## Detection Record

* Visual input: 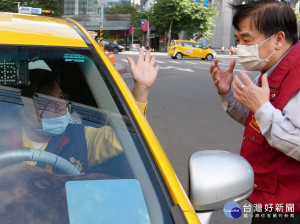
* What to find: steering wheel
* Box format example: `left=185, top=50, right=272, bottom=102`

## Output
left=0, top=149, right=81, bottom=175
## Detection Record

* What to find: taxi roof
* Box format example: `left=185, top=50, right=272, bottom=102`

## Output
left=0, top=12, right=88, bottom=47
left=175, top=40, right=198, bottom=43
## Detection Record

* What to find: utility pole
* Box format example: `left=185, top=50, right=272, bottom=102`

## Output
left=99, top=0, right=105, bottom=49
left=146, top=16, right=150, bottom=47
left=132, top=28, right=134, bottom=45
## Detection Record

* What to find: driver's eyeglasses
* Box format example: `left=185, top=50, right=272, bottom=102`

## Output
left=37, top=95, right=68, bottom=118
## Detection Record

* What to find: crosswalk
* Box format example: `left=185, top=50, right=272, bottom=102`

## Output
left=159, top=66, right=193, bottom=72
left=120, top=58, right=245, bottom=73
left=120, top=58, right=209, bottom=72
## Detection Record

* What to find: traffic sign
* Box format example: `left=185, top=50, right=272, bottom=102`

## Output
left=31, top=8, right=42, bottom=14
left=18, top=6, right=42, bottom=14
left=18, top=7, right=32, bottom=14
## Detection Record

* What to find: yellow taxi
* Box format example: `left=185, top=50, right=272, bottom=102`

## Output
left=0, top=12, right=253, bottom=224
left=168, top=40, right=217, bottom=60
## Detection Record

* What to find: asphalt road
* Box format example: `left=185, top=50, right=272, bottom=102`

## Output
left=115, top=52, right=259, bottom=224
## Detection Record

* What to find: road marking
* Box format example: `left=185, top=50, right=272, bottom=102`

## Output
left=202, top=61, right=229, bottom=67
left=168, top=60, right=225, bottom=66
left=198, top=60, right=244, bottom=69
left=197, top=61, right=213, bottom=65
left=180, top=60, right=244, bottom=71
left=159, top=66, right=193, bottom=72
left=193, top=65, right=245, bottom=73
left=121, top=58, right=165, bottom=64
left=118, top=58, right=244, bottom=73
left=155, top=60, right=165, bottom=63
left=183, top=61, right=199, bottom=65
left=193, top=66, right=210, bottom=71
left=168, top=60, right=181, bottom=64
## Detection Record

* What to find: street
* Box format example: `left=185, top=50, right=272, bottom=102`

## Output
left=115, top=52, right=258, bottom=224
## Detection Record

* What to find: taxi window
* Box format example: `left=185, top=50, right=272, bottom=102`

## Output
left=176, top=41, right=183, bottom=46
left=182, top=42, right=193, bottom=47
left=0, top=46, right=174, bottom=224
left=194, top=43, right=205, bottom=49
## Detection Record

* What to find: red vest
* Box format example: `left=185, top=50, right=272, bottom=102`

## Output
left=241, top=41, right=300, bottom=213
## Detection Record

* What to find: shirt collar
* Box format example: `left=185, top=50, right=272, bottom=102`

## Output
left=265, top=45, right=294, bottom=77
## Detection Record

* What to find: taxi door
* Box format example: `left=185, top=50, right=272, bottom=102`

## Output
left=193, top=43, right=206, bottom=58
left=182, top=42, right=194, bottom=56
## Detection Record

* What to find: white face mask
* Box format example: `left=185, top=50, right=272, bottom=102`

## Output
left=237, top=35, right=276, bottom=71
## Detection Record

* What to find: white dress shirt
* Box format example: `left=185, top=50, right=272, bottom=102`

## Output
left=220, top=62, right=300, bottom=161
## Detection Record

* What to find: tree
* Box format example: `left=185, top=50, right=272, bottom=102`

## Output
left=296, top=10, right=300, bottom=23
left=0, top=0, right=62, bottom=17
left=178, top=2, right=218, bottom=40
left=0, top=0, right=20, bottom=13
left=149, top=0, right=184, bottom=50
left=150, top=0, right=218, bottom=50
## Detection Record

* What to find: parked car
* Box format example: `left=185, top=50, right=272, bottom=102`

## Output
left=129, top=40, right=140, bottom=51
left=168, top=40, right=217, bottom=60
left=100, top=39, right=124, bottom=54
left=0, top=12, right=254, bottom=224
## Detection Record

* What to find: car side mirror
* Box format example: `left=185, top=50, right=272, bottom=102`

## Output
left=188, top=150, right=254, bottom=211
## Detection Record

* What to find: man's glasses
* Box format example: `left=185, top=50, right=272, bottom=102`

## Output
left=36, top=95, right=69, bottom=118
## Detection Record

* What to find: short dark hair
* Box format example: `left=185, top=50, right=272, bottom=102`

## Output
left=29, top=69, right=58, bottom=94
left=229, top=0, right=298, bottom=45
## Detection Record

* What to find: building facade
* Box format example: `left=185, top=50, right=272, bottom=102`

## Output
left=61, top=0, right=139, bottom=31
left=61, top=0, right=299, bottom=44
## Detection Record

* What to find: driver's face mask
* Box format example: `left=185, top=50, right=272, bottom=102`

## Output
left=237, top=34, right=276, bottom=71
left=36, top=108, right=70, bottom=136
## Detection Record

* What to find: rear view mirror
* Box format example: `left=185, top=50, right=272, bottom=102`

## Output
left=188, top=150, right=254, bottom=211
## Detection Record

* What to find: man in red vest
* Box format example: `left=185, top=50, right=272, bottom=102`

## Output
left=210, top=0, right=300, bottom=223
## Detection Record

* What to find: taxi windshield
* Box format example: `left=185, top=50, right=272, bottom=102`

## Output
left=0, top=46, right=173, bottom=223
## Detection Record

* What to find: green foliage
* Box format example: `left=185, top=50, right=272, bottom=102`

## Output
left=178, top=1, right=218, bottom=39
left=290, top=8, right=300, bottom=24
left=0, top=0, right=18, bottom=13
left=0, top=0, right=62, bottom=17
left=149, top=0, right=218, bottom=50
left=296, top=11, right=300, bottom=23
left=150, top=0, right=185, bottom=35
